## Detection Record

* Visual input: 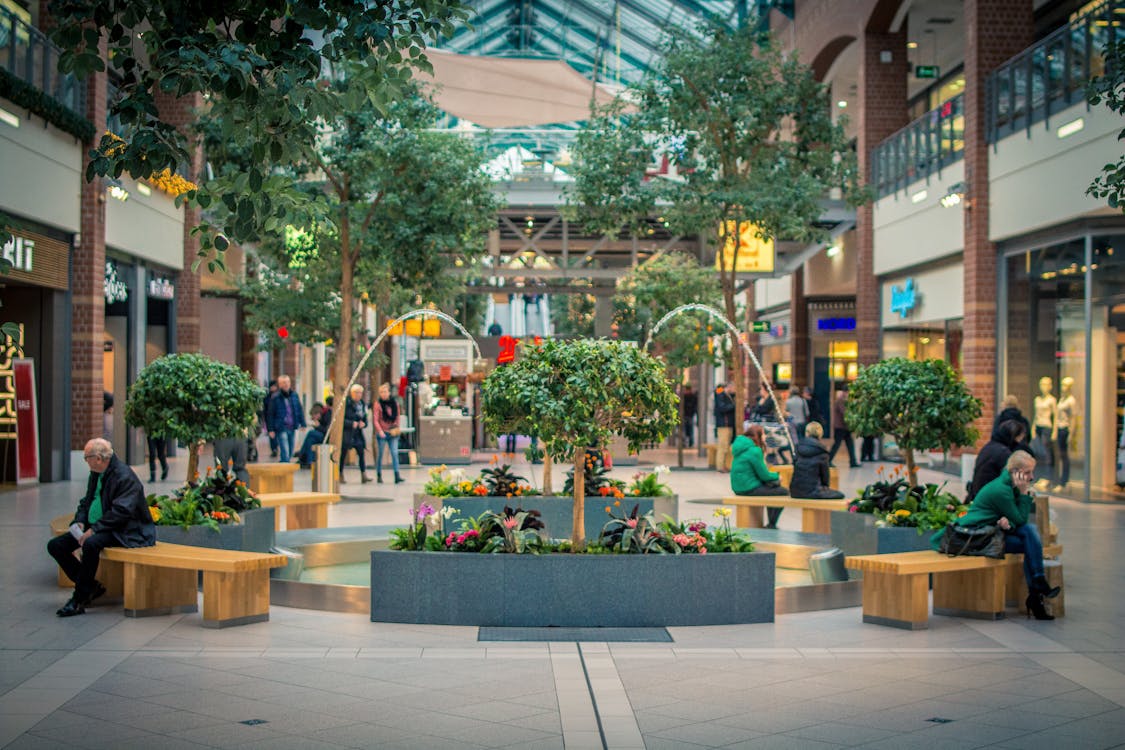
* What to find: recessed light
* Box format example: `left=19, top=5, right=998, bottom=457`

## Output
left=826, top=244, right=841, bottom=258
left=0, top=107, right=19, bottom=128
left=907, top=41, right=918, bottom=49
left=1056, top=118, right=1084, bottom=138
left=911, top=189, right=928, bottom=204
left=136, top=183, right=152, bottom=197
left=837, top=100, right=848, bottom=108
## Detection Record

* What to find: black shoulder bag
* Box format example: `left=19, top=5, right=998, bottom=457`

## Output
left=939, top=522, right=1006, bottom=559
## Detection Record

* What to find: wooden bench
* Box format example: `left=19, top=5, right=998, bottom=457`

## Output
left=256, top=491, right=341, bottom=530
left=246, top=463, right=299, bottom=494
left=845, top=544, right=1063, bottom=630
left=716, top=496, right=849, bottom=534
left=101, top=542, right=288, bottom=628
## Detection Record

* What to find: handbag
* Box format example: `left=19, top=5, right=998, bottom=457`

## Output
left=388, top=426, right=402, bottom=437
left=939, top=522, right=1006, bottom=559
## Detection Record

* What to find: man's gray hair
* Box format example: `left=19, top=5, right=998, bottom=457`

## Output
left=1006, top=450, right=1035, bottom=471
left=85, top=438, right=113, bottom=458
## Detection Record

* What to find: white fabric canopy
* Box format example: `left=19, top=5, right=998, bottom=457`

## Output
left=420, top=50, right=625, bottom=128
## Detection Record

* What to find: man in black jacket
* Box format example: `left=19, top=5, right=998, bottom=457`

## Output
left=713, top=383, right=737, bottom=473
left=47, top=438, right=155, bottom=617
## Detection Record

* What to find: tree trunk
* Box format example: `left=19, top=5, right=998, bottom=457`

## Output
left=571, top=446, right=586, bottom=551
left=675, top=366, right=685, bottom=468
left=327, top=214, right=354, bottom=473
left=904, top=447, right=918, bottom=488
left=723, top=288, right=747, bottom=439
left=185, top=440, right=201, bottom=484
left=542, top=453, right=553, bottom=495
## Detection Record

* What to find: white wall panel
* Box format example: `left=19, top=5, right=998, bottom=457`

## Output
left=0, top=98, right=82, bottom=232
left=105, top=175, right=184, bottom=268
left=872, top=162, right=965, bottom=276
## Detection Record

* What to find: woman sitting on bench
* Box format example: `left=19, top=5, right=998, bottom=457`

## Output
left=790, top=422, right=846, bottom=501
left=731, top=425, right=789, bottom=528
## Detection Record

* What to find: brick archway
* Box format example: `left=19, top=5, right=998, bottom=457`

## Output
left=810, top=35, right=856, bottom=81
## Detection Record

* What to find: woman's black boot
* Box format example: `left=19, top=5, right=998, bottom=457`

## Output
left=1026, top=593, right=1055, bottom=621
left=1033, top=575, right=1061, bottom=599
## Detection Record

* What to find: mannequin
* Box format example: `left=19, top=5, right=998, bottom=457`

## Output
left=1033, top=376, right=1057, bottom=484
left=1055, top=376, right=1078, bottom=488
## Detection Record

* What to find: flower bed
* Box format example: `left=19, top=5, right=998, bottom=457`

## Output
left=148, top=465, right=273, bottom=551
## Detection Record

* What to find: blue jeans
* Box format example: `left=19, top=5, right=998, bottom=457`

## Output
left=376, top=434, right=400, bottom=476
left=298, top=428, right=324, bottom=465
left=277, top=429, right=295, bottom=463
left=1004, top=522, right=1045, bottom=589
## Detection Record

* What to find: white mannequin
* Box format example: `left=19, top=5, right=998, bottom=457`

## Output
left=1056, top=377, right=1077, bottom=433
left=1033, top=376, right=1056, bottom=431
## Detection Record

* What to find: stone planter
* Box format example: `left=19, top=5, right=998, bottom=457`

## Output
left=156, top=508, right=276, bottom=552
left=414, top=494, right=678, bottom=542
left=371, top=550, right=775, bottom=626
left=830, top=510, right=933, bottom=557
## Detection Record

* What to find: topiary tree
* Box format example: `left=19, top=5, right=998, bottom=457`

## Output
left=125, top=354, right=264, bottom=482
left=845, top=358, right=982, bottom=487
left=480, top=339, right=678, bottom=550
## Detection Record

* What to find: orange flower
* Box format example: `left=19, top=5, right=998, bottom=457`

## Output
left=605, top=506, right=612, bottom=514
left=613, top=500, right=621, bottom=507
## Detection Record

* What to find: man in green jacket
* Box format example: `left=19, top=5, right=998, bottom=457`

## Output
left=932, top=451, right=1059, bottom=618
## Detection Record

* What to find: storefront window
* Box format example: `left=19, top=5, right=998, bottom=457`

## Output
left=1089, top=235, right=1125, bottom=497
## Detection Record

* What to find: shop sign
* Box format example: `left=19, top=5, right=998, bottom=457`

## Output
left=104, top=261, right=128, bottom=304
left=147, top=275, right=175, bottom=300
left=769, top=323, right=788, bottom=338
left=2, top=235, right=33, bottom=272
left=816, top=317, right=856, bottom=331
left=14, top=359, right=38, bottom=484
left=715, top=221, right=775, bottom=273
left=890, top=278, right=917, bottom=319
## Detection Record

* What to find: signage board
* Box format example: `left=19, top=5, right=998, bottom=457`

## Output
left=750, top=321, right=769, bottom=333
left=715, top=221, right=775, bottom=273
left=914, top=65, right=940, bottom=79
left=14, top=359, right=38, bottom=484
left=890, top=278, right=917, bottom=319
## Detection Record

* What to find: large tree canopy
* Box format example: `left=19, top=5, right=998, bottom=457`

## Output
left=48, top=0, right=469, bottom=261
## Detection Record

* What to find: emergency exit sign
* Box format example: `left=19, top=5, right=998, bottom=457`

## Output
left=751, top=321, right=769, bottom=333
left=914, top=65, right=940, bottom=79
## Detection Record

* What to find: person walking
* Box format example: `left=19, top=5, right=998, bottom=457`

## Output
left=681, top=384, right=698, bottom=448
left=341, top=384, right=372, bottom=484
left=213, top=432, right=251, bottom=484
left=374, top=383, right=404, bottom=484
left=713, top=383, right=736, bottom=473
left=265, top=375, right=305, bottom=464
left=146, top=434, right=168, bottom=482
left=47, top=438, right=154, bottom=617
left=827, top=387, right=860, bottom=468
left=785, top=385, right=809, bottom=439
left=262, top=380, right=278, bottom=457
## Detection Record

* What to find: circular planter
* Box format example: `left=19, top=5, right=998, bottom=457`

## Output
left=156, top=507, right=276, bottom=552
left=414, top=493, right=678, bottom=542
left=830, top=510, right=934, bottom=557
left=370, top=549, right=775, bottom=627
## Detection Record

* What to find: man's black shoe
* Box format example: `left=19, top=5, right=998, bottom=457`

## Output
left=56, top=597, right=86, bottom=617
left=84, top=582, right=107, bottom=606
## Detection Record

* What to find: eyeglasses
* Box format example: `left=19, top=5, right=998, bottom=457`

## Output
left=84, top=453, right=104, bottom=459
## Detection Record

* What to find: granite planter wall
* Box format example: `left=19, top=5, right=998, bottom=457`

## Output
left=830, top=510, right=933, bottom=557
left=371, top=550, right=775, bottom=626
left=155, top=507, right=275, bottom=552
left=414, top=494, right=678, bottom=542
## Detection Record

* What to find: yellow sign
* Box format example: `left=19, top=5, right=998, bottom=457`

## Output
left=390, top=319, right=442, bottom=337
left=715, top=221, right=775, bottom=273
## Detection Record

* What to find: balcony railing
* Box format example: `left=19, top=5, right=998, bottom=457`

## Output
left=988, top=0, right=1119, bottom=143
left=0, top=5, right=85, bottom=116
left=870, top=93, right=964, bottom=199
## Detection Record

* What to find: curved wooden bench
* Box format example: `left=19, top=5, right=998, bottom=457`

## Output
left=101, top=542, right=288, bottom=628
left=256, top=491, right=341, bottom=530
left=845, top=544, right=1063, bottom=630
left=702, top=496, right=848, bottom=534
left=246, top=463, right=299, bottom=494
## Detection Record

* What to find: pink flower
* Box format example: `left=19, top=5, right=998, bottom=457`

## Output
left=688, top=521, right=707, bottom=533
left=849, top=506, right=858, bottom=513
left=699, top=547, right=707, bottom=555
left=464, top=529, right=479, bottom=538
left=673, top=534, right=690, bottom=546
left=626, top=519, right=638, bottom=528
left=502, top=517, right=519, bottom=530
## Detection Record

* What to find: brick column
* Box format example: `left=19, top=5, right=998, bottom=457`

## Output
left=70, top=67, right=107, bottom=449
left=856, top=29, right=909, bottom=366
left=963, top=0, right=1033, bottom=445
left=153, top=93, right=203, bottom=352
left=789, top=267, right=809, bottom=386
left=239, top=304, right=258, bottom=376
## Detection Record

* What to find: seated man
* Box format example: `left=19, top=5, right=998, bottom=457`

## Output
left=731, top=425, right=789, bottom=528
left=47, top=438, right=155, bottom=617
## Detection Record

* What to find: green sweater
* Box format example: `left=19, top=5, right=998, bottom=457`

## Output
left=730, top=435, right=780, bottom=494
left=930, top=469, right=1033, bottom=550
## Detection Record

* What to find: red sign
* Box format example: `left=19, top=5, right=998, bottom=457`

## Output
left=14, top=359, right=38, bottom=484
left=497, top=335, right=517, bottom=364
left=438, top=364, right=452, bottom=381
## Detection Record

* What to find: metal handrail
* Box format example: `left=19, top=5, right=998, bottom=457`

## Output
left=870, top=93, right=964, bottom=199
left=987, top=0, right=1118, bottom=143
left=0, top=5, right=85, bottom=116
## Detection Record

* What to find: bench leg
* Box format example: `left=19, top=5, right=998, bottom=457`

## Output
left=122, top=563, right=198, bottom=617
left=801, top=508, right=832, bottom=535
left=288, top=504, right=328, bottom=530
left=202, top=569, right=271, bottom=628
left=1005, top=555, right=1027, bottom=608
left=933, top=567, right=1005, bottom=620
left=735, top=505, right=765, bottom=529
left=861, top=571, right=929, bottom=629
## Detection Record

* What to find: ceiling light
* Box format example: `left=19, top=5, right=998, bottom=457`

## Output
left=911, top=189, right=928, bottom=204
left=106, top=179, right=130, bottom=202
left=0, top=107, right=19, bottom=128
left=920, top=337, right=931, bottom=344
left=826, top=244, right=841, bottom=258
left=136, top=182, right=152, bottom=197
left=907, top=41, right=918, bottom=49
left=940, top=182, right=965, bottom=208
left=837, top=100, right=847, bottom=108
left=1056, top=117, right=1084, bottom=138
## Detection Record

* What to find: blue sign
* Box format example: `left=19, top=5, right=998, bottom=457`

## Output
left=816, top=317, right=856, bottom=331
left=890, top=278, right=917, bottom=319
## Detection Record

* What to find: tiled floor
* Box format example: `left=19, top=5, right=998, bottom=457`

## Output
left=2, top=444, right=1124, bottom=749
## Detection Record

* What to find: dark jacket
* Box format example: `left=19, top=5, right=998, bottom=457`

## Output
left=993, top=407, right=1032, bottom=454
left=967, top=420, right=1023, bottom=503
left=932, top=469, right=1033, bottom=550
left=806, top=396, right=825, bottom=429
left=713, top=388, right=736, bottom=428
left=682, top=390, right=698, bottom=418
left=74, top=455, right=154, bottom=548
left=789, top=437, right=832, bottom=497
left=266, top=390, right=306, bottom=432
left=343, top=397, right=368, bottom=447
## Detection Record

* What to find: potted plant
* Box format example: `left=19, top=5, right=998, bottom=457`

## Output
left=149, top=464, right=275, bottom=552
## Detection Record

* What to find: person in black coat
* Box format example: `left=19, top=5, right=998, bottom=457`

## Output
left=47, top=438, right=154, bottom=617
left=341, top=384, right=371, bottom=483
left=993, top=395, right=1033, bottom=455
left=789, top=423, right=845, bottom=501
left=967, top=419, right=1028, bottom=503
left=681, top=384, right=698, bottom=448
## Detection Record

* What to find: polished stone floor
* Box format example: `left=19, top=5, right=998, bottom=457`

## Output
left=2, top=443, right=1124, bottom=749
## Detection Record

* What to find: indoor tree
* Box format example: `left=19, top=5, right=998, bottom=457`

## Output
left=480, top=339, right=678, bottom=550
left=125, top=354, right=263, bottom=482
left=1087, top=34, right=1125, bottom=211
left=845, top=358, right=982, bottom=486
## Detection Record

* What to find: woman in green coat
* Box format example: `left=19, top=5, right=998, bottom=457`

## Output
left=931, top=450, right=1059, bottom=619
left=731, top=425, right=788, bottom=527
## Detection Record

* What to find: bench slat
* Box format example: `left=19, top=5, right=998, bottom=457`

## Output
left=256, top=492, right=341, bottom=507
left=102, top=542, right=288, bottom=573
left=846, top=544, right=1063, bottom=576
left=704, top=497, right=849, bottom=512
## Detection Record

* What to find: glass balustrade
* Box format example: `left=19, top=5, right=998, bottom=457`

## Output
left=0, top=5, right=85, bottom=116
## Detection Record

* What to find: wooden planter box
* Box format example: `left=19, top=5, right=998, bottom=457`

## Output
left=414, top=494, right=678, bottom=542
left=371, top=550, right=775, bottom=627
left=155, top=508, right=276, bottom=553
left=830, top=510, right=933, bottom=557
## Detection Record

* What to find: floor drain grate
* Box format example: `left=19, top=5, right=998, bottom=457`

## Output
left=239, top=719, right=269, bottom=726
left=926, top=717, right=954, bottom=724
left=478, top=627, right=673, bottom=642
